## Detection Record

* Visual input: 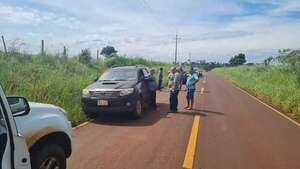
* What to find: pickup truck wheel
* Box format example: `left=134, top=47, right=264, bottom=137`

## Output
left=133, top=99, right=143, bottom=119
left=31, top=144, right=66, bottom=169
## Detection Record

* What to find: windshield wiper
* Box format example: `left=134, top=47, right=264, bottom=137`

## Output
left=98, top=79, right=112, bottom=81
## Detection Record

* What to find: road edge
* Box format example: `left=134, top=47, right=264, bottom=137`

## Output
left=72, top=119, right=94, bottom=130
left=212, top=72, right=300, bottom=127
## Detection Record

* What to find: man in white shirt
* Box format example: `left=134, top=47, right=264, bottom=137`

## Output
left=168, top=67, right=181, bottom=112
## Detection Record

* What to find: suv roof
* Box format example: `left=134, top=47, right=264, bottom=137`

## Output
left=111, top=65, right=147, bottom=70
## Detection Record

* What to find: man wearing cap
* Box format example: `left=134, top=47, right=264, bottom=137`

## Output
left=168, top=67, right=181, bottom=112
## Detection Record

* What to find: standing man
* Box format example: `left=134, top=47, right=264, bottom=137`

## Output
left=149, top=69, right=158, bottom=108
left=158, top=67, right=163, bottom=91
left=178, top=66, right=185, bottom=90
left=185, top=67, right=199, bottom=110
left=168, top=67, right=181, bottom=112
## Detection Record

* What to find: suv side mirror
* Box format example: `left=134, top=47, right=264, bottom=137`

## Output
left=7, top=97, right=30, bottom=117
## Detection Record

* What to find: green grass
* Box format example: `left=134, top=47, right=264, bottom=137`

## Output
left=0, top=51, right=172, bottom=125
left=214, top=65, right=300, bottom=121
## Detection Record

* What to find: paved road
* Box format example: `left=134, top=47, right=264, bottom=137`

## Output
left=68, top=72, right=300, bottom=169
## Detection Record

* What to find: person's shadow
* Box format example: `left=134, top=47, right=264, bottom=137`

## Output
left=170, top=109, right=225, bottom=117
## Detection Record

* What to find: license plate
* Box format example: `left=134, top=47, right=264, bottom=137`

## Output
left=97, top=100, right=108, bottom=106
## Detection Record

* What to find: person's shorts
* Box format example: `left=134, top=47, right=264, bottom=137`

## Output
left=186, top=88, right=196, bottom=100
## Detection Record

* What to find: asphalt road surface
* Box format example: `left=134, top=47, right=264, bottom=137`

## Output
left=68, top=72, right=300, bottom=169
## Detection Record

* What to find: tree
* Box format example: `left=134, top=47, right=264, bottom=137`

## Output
left=229, top=53, right=246, bottom=66
left=264, top=56, right=273, bottom=66
left=100, top=46, right=117, bottom=58
left=78, top=49, right=92, bottom=65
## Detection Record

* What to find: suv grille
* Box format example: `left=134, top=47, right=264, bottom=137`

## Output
left=89, top=91, right=120, bottom=97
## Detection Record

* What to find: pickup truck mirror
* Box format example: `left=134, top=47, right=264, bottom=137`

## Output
left=7, top=97, right=30, bottom=117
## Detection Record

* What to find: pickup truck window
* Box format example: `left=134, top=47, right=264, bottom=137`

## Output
left=0, top=102, right=8, bottom=163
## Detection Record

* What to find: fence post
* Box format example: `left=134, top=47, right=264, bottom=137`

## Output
left=41, top=40, right=44, bottom=55
left=1, top=35, right=7, bottom=55
left=63, top=46, right=67, bottom=56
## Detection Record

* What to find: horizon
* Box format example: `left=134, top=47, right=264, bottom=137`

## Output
left=1, top=0, right=300, bottom=63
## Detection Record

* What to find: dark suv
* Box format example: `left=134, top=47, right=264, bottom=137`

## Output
left=81, top=66, right=156, bottom=118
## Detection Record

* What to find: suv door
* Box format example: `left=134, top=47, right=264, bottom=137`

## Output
left=141, top=68, right=152, bottom=106
left=137, top=69, right=148, bottom=107
left=0, top=87, right=31, bottom=169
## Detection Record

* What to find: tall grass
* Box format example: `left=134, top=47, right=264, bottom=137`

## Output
left=0, top=51, right=172, bottom=125
left=214, top=65, right=300, bottom=121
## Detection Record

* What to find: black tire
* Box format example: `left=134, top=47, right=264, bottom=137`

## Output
left=31, top=144, right=66, bottom=169
left=132, top=99, right=144, bottom=119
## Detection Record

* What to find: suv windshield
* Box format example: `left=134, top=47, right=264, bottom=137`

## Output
left=99, top=69, right=137, bottom=81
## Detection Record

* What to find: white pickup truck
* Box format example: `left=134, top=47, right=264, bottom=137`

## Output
left=0, top=86, right=72, bottom=169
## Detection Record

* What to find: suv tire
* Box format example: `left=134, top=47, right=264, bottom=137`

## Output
left=133, top=99, right=143, bottom=119
left=31, top=144, right=66, bottom=169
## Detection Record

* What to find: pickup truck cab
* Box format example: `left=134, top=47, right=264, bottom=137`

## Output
left=0, top=86, right=72, bottom=169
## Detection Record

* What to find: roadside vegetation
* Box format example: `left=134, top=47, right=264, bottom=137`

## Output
left=214, top=50, right=300, bottom=122
left=0, top=48, right=172, bottom=125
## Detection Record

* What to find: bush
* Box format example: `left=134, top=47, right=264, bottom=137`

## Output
left=78, top=49, right=92, bottom=65
left=295, top=62, right=300, bottom=86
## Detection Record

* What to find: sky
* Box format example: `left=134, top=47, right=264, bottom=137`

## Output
left=0, top=0, right=300, bottom=63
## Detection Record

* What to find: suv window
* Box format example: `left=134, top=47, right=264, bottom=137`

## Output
left=99, top=69, right=137, bottom=81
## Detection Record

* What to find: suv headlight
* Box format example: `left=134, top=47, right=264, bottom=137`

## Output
left=82, top=89, right=90, bottom=97
left=119, top=88, right=134, bottom=96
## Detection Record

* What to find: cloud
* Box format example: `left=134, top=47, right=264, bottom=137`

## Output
left=1, top=0, right=300, bottom=63
left=0, top=2, right=82, bottom=29
left=270, top=0, right=300, bottom=16
left=0, top=4, right=49, bottom=25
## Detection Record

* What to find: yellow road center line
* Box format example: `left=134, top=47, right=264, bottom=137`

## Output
left=200, top=88, right=204, bottom=95
left=183, top=115, right=201, bottom=169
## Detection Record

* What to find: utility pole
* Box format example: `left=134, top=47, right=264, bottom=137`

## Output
left=189, top=52, right=191, bottom=66
left=1, top=35, right=7, bottom=55
left=41, top=40, right=45, bottom=55
left=174, top=34, right=179, bottom=65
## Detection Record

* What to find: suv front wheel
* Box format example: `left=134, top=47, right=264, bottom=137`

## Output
left=133, top=99, right=143, bottom=119
left=31, top=144, right=66, bottom=169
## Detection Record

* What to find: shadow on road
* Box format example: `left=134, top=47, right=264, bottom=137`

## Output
left=170, top=109, right=224, bottom=117
left=91, top=103, right=170, bottom=127
left=193, top=109, right=225, bottom=116
left=173, top=111, right=207, bottom=117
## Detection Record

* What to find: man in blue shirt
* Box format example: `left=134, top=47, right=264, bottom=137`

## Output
left=185, top=67, right=199, bottom=110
